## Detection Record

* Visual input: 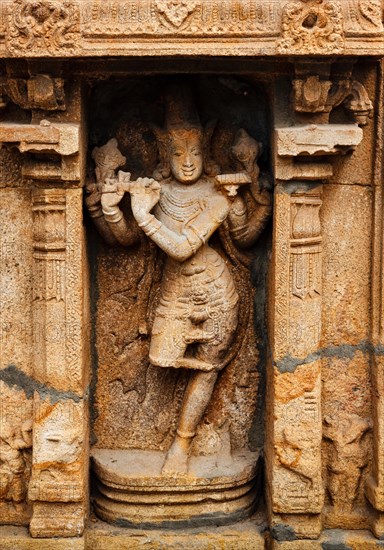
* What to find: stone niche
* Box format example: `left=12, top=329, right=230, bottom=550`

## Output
left=0, top=1, right=384, bottom=549
left=88, top=74, right=271, bottom=528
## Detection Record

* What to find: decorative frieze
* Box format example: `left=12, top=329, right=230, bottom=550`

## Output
left=0, top=0, right=382, bottom=57
left=81, top=1, right=281, bottom=37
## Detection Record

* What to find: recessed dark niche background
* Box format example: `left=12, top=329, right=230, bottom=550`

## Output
left=86, top=74, right=272, bottom=462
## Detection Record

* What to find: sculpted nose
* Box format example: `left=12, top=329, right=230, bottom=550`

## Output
left=183, top=154, right=193, bottom=167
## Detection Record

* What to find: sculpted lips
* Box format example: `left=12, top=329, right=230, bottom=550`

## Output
left=182, top=167, right=196, bottom=176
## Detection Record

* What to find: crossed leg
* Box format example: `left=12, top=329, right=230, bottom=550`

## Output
left=162, top=369, right=218, bottom=474
left=162, top=307, right=238, bottom=474
left=149, top=305, right=238, bottom=474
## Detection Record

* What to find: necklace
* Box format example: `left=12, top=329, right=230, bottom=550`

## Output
left=159, top=184, right=205, bottom=222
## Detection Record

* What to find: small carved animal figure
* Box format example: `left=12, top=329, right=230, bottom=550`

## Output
left=323, top=414, right=371, bottom=513
left=92, top=138, right=126, bottom=184
left=275, top=425, right=319, bottom=482
left=231, top=128, right=262, bottom=175
left=0, top=419, right=32, bottom=505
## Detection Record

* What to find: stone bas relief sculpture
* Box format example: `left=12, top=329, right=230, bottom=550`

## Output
left=86, top=82, right=271, bottom=525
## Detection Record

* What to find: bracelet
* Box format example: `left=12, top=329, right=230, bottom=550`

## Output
left=88, top=206, right=103, bottom=219
left=102, top=206, right=123, bottom=224
left=177, top=429, right=195, bottom=439
left=138, top=214, right=162, bottom=236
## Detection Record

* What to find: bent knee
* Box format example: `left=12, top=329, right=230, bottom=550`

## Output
left=149, top=350, right=173, bottom=368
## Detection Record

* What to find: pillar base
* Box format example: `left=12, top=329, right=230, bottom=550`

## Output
left=29, top=502, right=85, bottom=538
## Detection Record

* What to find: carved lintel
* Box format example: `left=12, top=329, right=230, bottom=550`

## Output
left=0, top=121, right=80, bottom=182
left=1, top=0, right=383, bottom=58
left=6, top=75, right=66, bottom=111
left=0, top=122, right=79, bottom=155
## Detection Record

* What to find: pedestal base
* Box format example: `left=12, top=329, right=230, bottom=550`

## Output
left=92, top=448, right=259, bottom=528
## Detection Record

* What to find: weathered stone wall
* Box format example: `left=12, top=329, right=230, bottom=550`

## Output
left=0, top=0, right=383, bottom=548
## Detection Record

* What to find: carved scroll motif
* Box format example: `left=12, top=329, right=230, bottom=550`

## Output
left=344, top=0, right=384, bottom=34
left=7, top=0, right=80, bottom=55
left=278, top=0, right=345, bottom=54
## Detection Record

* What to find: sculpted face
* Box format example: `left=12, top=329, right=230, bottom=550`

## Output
left=169, top=132, right=203, bottom=184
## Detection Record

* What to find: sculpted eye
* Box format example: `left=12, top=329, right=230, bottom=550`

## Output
left=192, top=149, right=201, bottom=156
left=173, top=151, right=183, bottom=157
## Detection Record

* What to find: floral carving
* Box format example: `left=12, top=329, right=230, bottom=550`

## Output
left=357, top=0, right=383, bottom=30
left=7, top=0, right=80, bottom=55
left=155, top=0, right=198, bottom=28
left=278, top=0, right=344, bottom=54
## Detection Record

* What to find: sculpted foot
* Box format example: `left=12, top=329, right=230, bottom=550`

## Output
left=161, top=435, right=191, bottom=475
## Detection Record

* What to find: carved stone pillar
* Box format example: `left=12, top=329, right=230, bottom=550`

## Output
left=28, top=187, right=88, bottom=538
left=268, top=182, right=324, bottom=540
left=267, top=69, right=370, bottom=541
left=0, top=74, right=88, bottom=538
left=366, top=59, right=384, bottom=539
